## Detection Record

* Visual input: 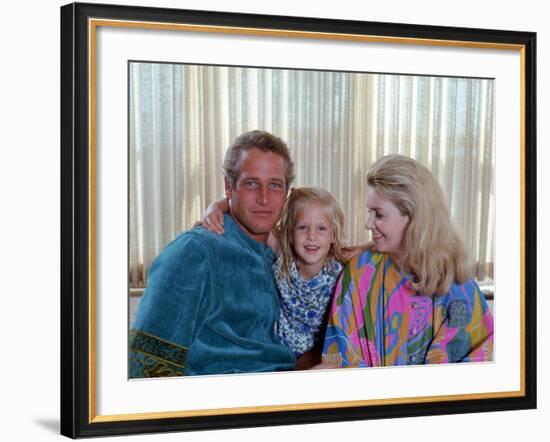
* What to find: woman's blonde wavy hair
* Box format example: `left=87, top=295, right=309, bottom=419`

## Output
left=278, top=187, right=346, bottom=281
left=367, top=154, right=472, bottom=295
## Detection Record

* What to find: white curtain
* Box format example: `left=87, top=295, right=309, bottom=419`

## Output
left=129, top=62, right=495, bottom=288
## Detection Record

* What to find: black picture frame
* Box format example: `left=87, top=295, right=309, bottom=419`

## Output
left=60, top=1, right=537, bottom=438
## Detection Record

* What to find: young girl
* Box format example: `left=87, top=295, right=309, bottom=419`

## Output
left=202, top=187, right=357, bottom=368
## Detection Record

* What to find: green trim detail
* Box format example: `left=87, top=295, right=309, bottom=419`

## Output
left=130, top=329, right=188, bottom=368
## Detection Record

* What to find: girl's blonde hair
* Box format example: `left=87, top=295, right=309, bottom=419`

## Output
left=278, top=187, right=346, bottom=280
left=366, top=154, right=472, bottom=295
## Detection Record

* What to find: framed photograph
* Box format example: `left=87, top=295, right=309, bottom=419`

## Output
left=60, top=1, right=536, bottom=438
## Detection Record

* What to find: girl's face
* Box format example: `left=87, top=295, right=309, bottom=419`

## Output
left=366, top=188, right=409, bottom=260
left=292, top=203, right=334, bottom=280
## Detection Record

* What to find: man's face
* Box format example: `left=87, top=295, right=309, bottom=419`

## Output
left=225, top=147, right=287, bottom=244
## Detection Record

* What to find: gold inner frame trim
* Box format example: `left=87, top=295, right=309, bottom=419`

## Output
left=91, top=390, right=524, bottom=423
left=90, top=18, right=525, bottom=50
left=87, top=17, right=528, bottom=423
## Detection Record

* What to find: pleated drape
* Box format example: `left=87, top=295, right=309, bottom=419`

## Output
left=129, top=63, right=494, bottom=288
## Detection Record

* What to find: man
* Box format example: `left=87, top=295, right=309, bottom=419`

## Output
left=129, top=130, right=297, bottom=377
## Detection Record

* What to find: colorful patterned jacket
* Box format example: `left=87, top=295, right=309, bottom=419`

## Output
left=322, top=250, right=494, bottom=367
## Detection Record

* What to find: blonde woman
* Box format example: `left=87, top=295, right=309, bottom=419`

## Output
left=322, top=154, right=494, bottom=367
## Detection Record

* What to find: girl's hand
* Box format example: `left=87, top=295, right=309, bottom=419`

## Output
left=201, top=198, right=228, bottom=235
left=341, top=245, right=363, bottom=262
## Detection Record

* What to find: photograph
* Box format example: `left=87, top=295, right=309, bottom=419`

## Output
left=3, top=0, right=549, bottom=440
left=58, top=1, right=536, bottom=438
left=128, top=62, right=496, bottom=378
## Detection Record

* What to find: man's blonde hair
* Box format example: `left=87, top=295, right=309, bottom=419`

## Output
left=223, top=130, right=295, bottom=188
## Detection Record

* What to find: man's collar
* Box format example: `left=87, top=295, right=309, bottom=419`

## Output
left=223, top=214, right=275, bottom=259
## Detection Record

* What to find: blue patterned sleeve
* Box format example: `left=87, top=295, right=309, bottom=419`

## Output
left=129, top=232, right=213, bottom=378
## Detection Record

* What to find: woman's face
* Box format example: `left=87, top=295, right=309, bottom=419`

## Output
left=366, top=188, right=410, bottom=259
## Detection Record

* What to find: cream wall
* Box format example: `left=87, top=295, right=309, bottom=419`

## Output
left=0, top=0, right=545, bottom=441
